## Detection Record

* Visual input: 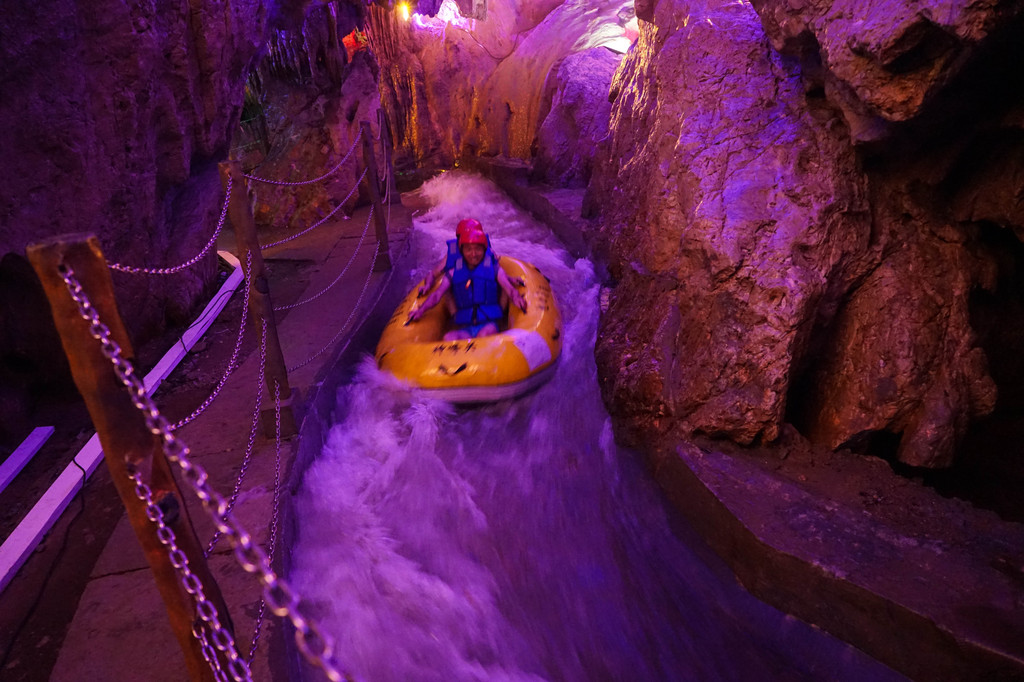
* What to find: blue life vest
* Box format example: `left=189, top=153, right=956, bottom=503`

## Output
left=450, top=251, right=504, bottom=326
left=444, top=235, right=494, bottom=271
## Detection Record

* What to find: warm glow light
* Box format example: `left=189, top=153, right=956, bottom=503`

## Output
left=398, top=2, right=410, bottom=21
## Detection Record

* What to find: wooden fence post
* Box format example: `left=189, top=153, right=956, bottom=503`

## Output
left=379, top=113, right=400, bottom=205
left=26, top=235, right=232, bottom=682
left=360, top=120, right=392, bottom=272
left=219, top=161, right=298, bottom=438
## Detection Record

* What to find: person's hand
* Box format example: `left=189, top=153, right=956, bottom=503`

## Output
left=407, top=306, right=423, bottom=324
left=417, top=277, right=433, bottom=296
left=512, top=290, right=526, bottom=313
left=512, top=276, right=526, bottom=288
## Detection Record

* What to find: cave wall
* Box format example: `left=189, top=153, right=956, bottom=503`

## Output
left=532, top=47, right=619, bottom=188
left=584, top=0, right=1023, bottom=467
left=366, top=0, right=632, bottom=172
left=0, top=1, right=290, bottom=447
left=235, top=3, right=384, bottom=232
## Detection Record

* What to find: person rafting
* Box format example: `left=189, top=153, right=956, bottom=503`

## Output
left=408, top=226, right=526, bottom=340
left=417, top=218, right=523, bottom=296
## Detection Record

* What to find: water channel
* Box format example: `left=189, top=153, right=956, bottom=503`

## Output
left=290, top=172, right=905, bottom=682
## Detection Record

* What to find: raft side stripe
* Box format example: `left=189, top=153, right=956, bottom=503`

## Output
left=504, top=328, right=553, bottom=372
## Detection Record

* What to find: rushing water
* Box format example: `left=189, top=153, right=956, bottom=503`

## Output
left=291, top=172, right=904, bottom=682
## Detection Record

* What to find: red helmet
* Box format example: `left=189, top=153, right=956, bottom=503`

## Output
left=460, top=228, right=488, bottom=247
left=456, top=218, right=483, bottom=242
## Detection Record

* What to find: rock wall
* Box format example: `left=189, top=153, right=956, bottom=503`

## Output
left=0, top=1, right=275, bottom=446
left=235, top=3, right=385, bottom=232
left=532, top=47, right=619, bottom=188
left=585, top=0, right=1023, bottom=467
left=367, top=0, right=633, bottom=172
left=750, top=0, right=1023, bottom=141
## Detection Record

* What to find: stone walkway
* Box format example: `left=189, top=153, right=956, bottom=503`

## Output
left=0, top=196, right=412, bottom=681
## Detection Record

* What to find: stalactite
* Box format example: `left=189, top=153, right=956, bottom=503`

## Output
left=301, top=25, right=313, bottom=82
left=326, top=1, right=344, bottom=83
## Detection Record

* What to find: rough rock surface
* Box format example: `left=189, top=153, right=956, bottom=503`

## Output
left=587, top=0, right=873, bottom=444
left=368, top=0, right=634, bottom=171
left=584, top=0, right=1019, bottom=467
left=532, top=47, right=620, bottom=188
left=750, top=0, right=1024, bottom=141
left=236, top=4, right=384, bottom=231
left=0, top=0, right=272, bottom=446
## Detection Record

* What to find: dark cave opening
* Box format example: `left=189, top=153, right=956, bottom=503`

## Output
left=783, top=220, right=1024, bottom=522
left=917, top=222, right=1024, bottom=522
left=842, top=429, right=904, bottom=462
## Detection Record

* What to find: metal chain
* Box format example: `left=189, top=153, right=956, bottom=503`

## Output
left=377, top=148, right=391, bottom=198
left=60, top=265, right=251, bottom=679
left=58, top=264, right=350, bottom=682
left=244, top=131, right=362, bottom=186
left=288, top=240, right=380, bottom=372
left=260, top=168, right=368, bottom=250
left=109, top=176, right=233, bottom=275
left=274, top=207, right=373, bottom=312
left=130, top=470, right=248, bottom=682
left=171, top=251, right=254, bottom=431
left=376, top=139, right=389, bottom=184
left=206, top=319, right=267, bottom=557
left=247, top=380, right=284, bottom=664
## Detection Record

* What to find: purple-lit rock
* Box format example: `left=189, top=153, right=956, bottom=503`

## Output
left=0, top=0, right=269, bottom=373
left=371, top=0, right=635, bottom=168
left=241, top=12, right=381, bottom=233
left=750, top=0, right=1024, bottom=141
left=584, top=0, right=1008, bottom=467
left=533, top=47, right=620, bottom=188
left=588, top=0, right=871, bottom=445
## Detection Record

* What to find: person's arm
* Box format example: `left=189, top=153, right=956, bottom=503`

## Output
left=409, top=275, right=452, bottom=322
left=418, top=258, right=449, bottom=296
left=496, top=256, right=525, bottom=287
left=497, top=268, right=526, bottom=312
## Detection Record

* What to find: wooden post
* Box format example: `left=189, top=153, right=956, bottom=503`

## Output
left=378, top=112, right=400, bottom=205
left=360, top=120, right=392, bottom=271
left=26, top=235, right=232, bottom=682
left=218, top=161, right=298, bottom=438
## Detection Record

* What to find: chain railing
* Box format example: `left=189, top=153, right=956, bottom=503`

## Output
left=260, top=167, right=368, bottom=250
left=130, top=469, right=251, bottom=682
left=58, top=263, right=351, bottom=682
left=243, top=130, right=363, bottom=186
left=205, top=319, right=269, bottom=558
left=289, top=240, right=381, bottom=372
left=247, top=379, right=285, bottom=664
left=274, top=204, right=374, bottom=312
left=171, top=251, right=255, bottom=431
left=61, top=264, right=254, bottom=681
left=14, top=112, right=396, bottom=682
left=108, top=176, right=233, bottom=275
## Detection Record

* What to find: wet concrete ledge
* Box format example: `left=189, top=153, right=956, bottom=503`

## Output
left=659, top=443, right=1024, bottom=682
left=475, top=158, right=1024, bottom=682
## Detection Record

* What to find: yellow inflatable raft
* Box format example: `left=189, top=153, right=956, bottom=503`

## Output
left=375, top=256, right=562, bottom=402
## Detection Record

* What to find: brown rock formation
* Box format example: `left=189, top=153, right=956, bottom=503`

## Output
left=235, top=4, right=383, bottom=233
left=368, top=0, right=634, bottom=171
left=750, top=0, right=1024, bottom=141
left=585, top=0, right=1020, bottom=467
left=588, top=0, right=872, bottom=445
